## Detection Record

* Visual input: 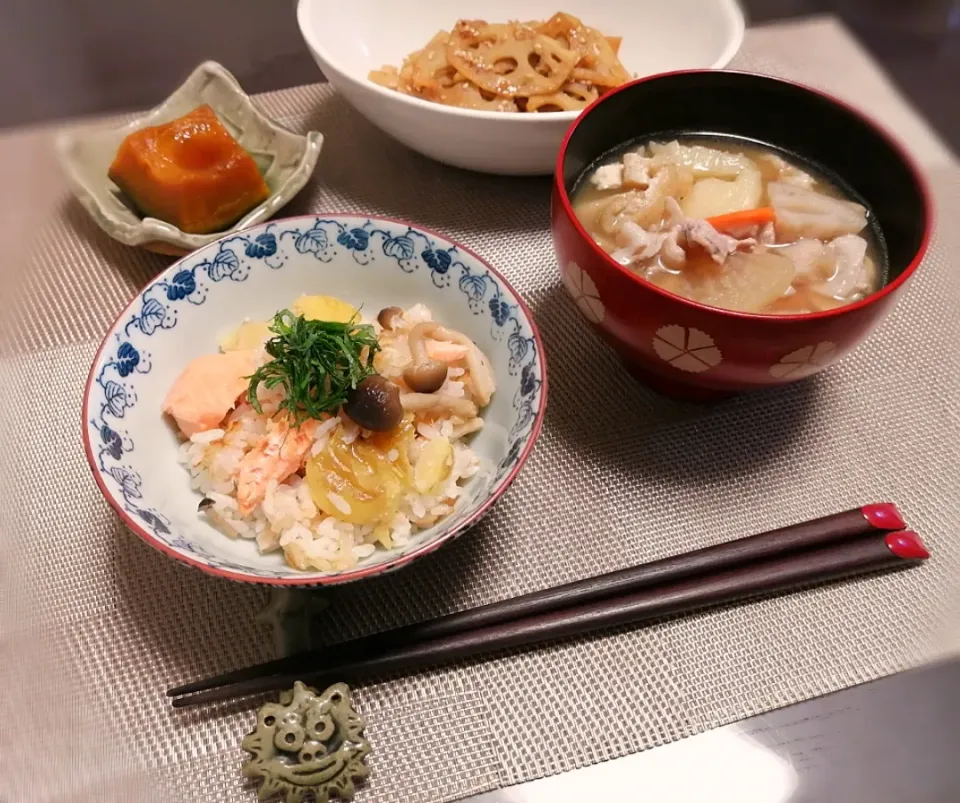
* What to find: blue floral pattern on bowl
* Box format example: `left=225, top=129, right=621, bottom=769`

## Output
left=84, top=216, right=546, bottom=585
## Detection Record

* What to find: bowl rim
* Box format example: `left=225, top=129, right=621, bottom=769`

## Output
left=553, top=68, right=935, bottom=323
left=81, top=213, right=549, bottom=586
left=296, top=0, right=746, bottom=123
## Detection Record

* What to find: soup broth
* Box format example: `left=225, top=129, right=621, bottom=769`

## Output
left=572, top=135, right=887, bottom=315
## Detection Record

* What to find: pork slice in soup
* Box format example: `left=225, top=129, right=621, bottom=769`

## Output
left=572, top=137, right=885, bottom=315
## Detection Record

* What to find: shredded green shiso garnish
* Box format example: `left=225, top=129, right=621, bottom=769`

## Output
left=246, top=310, right=381, bottom=425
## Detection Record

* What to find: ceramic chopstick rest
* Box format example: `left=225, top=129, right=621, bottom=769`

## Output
left=242, top=681, right=370, bottom=802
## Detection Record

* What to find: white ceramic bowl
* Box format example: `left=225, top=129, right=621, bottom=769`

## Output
left=83, top=215, right=546, bottom=585
left=297, top=0, right=744, bottom=175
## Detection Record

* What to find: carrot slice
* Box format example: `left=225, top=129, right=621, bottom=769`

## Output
left=705, top=207, right=776, bottom=233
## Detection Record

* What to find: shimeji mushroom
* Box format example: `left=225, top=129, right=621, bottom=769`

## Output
left=400, top=392, right=479, bottom=419
left=198, top=497, right=241, bottom=538
left=403, top=322, right=450, bottom=393
left=377, top=306, right=404, bottom=330
left=343, top=375, right=404, bottom=431
left=402, top=322, right=496, bottom=406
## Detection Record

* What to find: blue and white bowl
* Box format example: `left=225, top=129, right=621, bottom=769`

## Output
left=83, top=215, right=547, bottom=585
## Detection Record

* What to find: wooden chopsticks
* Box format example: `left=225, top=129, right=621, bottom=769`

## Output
left=168, top=504, right=927, bottom=708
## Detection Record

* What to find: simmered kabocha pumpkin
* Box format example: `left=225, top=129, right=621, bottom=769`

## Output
left=107, top=105, right=270, bottom=234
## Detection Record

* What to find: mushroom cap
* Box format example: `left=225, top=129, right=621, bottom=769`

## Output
left=343, top=375, right=403, bottom=432
left=403, top=359, right=448, bottom=394
left=377, top=306, right=404, bottom=330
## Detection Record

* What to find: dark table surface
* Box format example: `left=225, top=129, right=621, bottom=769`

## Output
left=2, top=1, right=958, bottom=149
left=467, top=657, right=960, bottom=803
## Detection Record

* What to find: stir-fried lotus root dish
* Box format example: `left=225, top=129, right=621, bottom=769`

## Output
left=162, top=296, right=495, bottom=572
left=369, top=12, right=631, bottom=113
left=573, top=137, right=887, bottom=314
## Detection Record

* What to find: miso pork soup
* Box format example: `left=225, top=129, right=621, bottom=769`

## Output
left=572, top=136, right=887, bottom=315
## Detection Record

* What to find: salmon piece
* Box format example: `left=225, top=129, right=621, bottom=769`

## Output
left=425, top=340, right=470, bottom=363
left=236, top=416, right=318, bottom=515
left=162, top=350, right=260, bottom=437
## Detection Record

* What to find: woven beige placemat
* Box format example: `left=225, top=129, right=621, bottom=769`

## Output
left=2, top=17, right=959, bottom=803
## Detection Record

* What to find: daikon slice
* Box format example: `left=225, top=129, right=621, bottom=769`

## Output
left=755, top=152, right=816, bottom=188
left=693, top=251, right=796, bottom=313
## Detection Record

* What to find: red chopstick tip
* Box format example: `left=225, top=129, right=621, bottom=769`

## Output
left=862, top=503, right=906, bottom=531
left=885, top=531, right=929, bottom=560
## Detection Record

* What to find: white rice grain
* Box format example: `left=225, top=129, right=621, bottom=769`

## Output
left=295, top=481, right=318, bottom=518
left=215, top=514, right=252, bottom=539
left=438, top=378, right=465, bottom=398
left=416, top=421, right=441, bottom=440
left=310, top=416, right=341, bottom=456
left=314, top=517, right=340, bottom=539
left=257, top=527, right=281, bottom=552
left=352, top=543, right=376, bottom=560
left=404, top=303, right=433, bottom=325
left=327, top=492, right=352, bottom=515
left=210, top=445, right=244, bottom=482
left=340, top=418, right=359, bottom=444
left=190, top=428, right=224, bottom=444
left=409, top=496, right=426, bottom=519
left=211, top=478, right=234, bottom=495
left=279, top=522, right=314, bottom=547
left=261, top=481, right=304, bottom=532
left=391, top=512, right=413, bottom=546
left=355, top=524, right=375, bottom=542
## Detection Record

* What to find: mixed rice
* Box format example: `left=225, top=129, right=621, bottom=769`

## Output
left=166, top=300, right=493, bottom=572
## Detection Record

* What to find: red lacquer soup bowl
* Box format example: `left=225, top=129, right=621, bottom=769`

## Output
left=551, top=70, right=932, bottom=399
